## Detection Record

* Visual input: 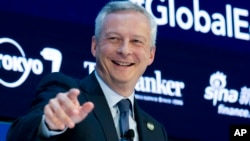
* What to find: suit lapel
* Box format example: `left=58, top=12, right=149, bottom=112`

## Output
left=79, top=72, right=119, bottom=141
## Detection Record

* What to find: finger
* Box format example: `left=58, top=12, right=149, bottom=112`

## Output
left=67, top=88, right=80, bottom=106
left=79, top=102, right=94, bottom=119
left=44, top=105, right=66, bottom=130
left=48, top=98, right=75, bottom=128
left=57, top=93, right=78, bottom=115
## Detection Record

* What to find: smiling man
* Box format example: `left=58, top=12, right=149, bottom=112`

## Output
left=92, top=9, right=155, bottom=97
left=7, top=1, right=168, bottom=141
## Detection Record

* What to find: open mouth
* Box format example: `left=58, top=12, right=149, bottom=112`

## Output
left=112, top=60, right=134, bottom=66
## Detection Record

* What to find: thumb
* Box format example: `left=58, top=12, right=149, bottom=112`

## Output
left=79, top=102, right=94, bottom=119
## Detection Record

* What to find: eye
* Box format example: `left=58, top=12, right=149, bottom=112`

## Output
left=107, top=36, right=120, bottom=43
left=133, top=39, right=141, bottom=43
left=132, top=39, right=144, bottom=46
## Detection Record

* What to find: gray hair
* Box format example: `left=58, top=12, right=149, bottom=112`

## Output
left=95, top=1, right=157, bottom=47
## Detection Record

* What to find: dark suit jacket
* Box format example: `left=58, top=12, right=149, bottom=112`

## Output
left=7, top=72, right=168, bottom=141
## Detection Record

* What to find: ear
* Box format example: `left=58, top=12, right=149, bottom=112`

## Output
left=91, top=36, right=97, bottom=57
left=148, top=46, right=156, bottom=66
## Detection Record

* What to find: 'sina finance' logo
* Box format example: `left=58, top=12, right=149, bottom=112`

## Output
left=0, top=37, right=62, bottom=88
left=204, top=71, right=250, bottom=119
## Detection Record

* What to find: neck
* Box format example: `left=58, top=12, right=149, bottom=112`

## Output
left=109, top=82, right=135, bottom=97
left=96, top=70, right=135, bottom=97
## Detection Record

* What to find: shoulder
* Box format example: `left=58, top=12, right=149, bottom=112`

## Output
left=35, top=72, right=80, bottom=94
left=39, top=72, right=78, bottom=84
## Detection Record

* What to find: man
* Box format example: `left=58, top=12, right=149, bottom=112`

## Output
left=7, top=1, right=168, bottom=141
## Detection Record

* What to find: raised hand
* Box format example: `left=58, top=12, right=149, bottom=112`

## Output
left=43, top=88, right=94, bottom=130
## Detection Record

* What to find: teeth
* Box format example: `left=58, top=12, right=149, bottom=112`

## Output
left=115, top=61, right=131, bottom=66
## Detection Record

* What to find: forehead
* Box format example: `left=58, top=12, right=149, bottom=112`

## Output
left=105, top=10, right=149, bottom=22
left=102, top=10, right=151, bottom=34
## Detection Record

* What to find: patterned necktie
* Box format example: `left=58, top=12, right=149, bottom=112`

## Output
left=117, top=99, right=131, bottom=140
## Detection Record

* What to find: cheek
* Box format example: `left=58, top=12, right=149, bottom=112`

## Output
left=100, top=45, right=115, bottom=56
left=147, top=49, right=155, bottom=65
left=142, top=49, right=153, bottom=60
left=135, top=52, right=149, bottom=65
left=96, top=46, right=112, bottom=61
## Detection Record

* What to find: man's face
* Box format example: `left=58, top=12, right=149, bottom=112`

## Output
left=91, top=10, right=155, bottom=90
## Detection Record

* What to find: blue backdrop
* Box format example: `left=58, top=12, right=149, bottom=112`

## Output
left=0, top=0, right=250, bottom=141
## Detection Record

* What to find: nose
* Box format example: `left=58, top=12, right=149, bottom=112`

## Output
left=117, top=41, right=131, bottom=56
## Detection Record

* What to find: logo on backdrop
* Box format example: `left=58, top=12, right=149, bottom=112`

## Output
left=0, top=37, right=62, bottom=88
left=204, top=71, right=250, bottom=118
left=130, top=0, right=250, bottom=41
left=83, top=61, right=185, bottom=106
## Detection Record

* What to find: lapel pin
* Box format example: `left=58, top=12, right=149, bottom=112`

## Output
left=147, top=122, right=155, bottom=131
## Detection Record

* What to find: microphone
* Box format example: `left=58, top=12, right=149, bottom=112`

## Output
left=124, top=129, right=134, bottom=141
